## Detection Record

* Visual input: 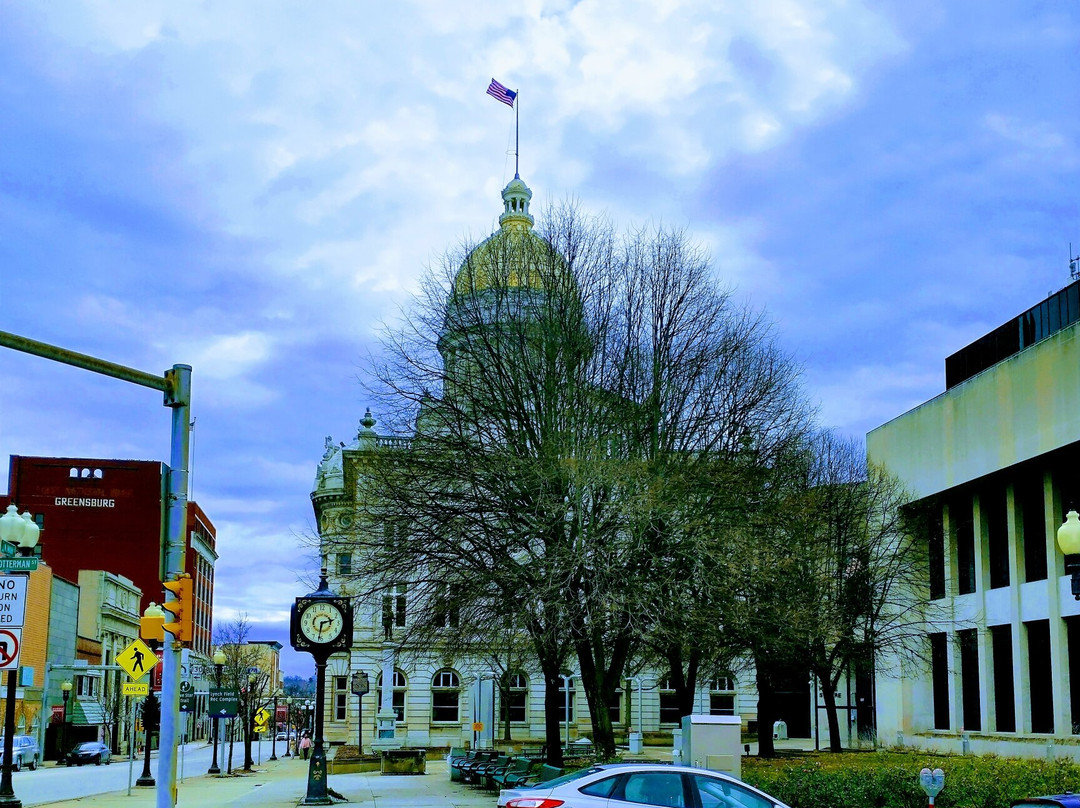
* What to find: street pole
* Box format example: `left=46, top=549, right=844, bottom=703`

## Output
left=0, top=671, right=21, bottom=808
left=270, top=693, right=279, bottom=761
left=158, top=365, right=191, bottom=808
left=137, top=694, right=155, bottom=787
left=127, top=697, right=136, bottom=796
left=0, top=332, right=192, bottom=808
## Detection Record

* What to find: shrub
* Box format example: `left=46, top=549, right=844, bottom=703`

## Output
left=742, top=751, right=1080, bottom=808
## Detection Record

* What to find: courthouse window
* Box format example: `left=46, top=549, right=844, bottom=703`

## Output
left=432, top=669, right=460, bottom=723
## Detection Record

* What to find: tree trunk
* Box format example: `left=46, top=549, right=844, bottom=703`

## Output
left=819, top=673, right=843, bottom=753
left=542, top=672, right=565, bottom=767
left=755, top=664, right=776, bottom=758
left=227, top=719, right=234, bottom=774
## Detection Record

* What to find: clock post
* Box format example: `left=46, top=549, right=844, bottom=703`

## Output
left=290, top=568, right=353, bottom=806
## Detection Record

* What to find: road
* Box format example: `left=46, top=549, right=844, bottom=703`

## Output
left=11, top=739, right=286, bottom=807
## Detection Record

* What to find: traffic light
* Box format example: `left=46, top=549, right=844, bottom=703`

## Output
left=139, top=602, right=165, bottom=645
left=161, top=573, right=194, bottom=645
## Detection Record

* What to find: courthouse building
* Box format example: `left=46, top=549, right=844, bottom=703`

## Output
left=309, top=176, right=778, bottom=751
left=869, top=278, right=1080, bottom=757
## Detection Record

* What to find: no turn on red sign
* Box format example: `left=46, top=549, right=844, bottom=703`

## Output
left=0, top=628, right=22, bottom=669
left=0, top=577, right=27, bottom=627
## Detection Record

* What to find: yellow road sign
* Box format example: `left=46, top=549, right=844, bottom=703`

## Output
left=116, top=638, right=157, bottom=681
left=122, top=681, right=149, bottom=696
left=255, top=708, right=270, bottom=725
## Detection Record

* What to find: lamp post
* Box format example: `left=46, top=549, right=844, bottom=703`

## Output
left=59, top=681, right=73, bottom=767
left=208, top=648, right=225, bottom=774
left=244, top=673, right=257, bottom=771
left=270, top=690, right=280, bottom=761
left=306, top=700, right=314, bottom=737
left=1057, top=510, right=1080, bottom=599
left=284, top=697, right=293, bottom=757
left=0, top=504, right=39, bottom=808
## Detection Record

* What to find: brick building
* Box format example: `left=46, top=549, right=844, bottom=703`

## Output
left=4, top=455, right=219, bottom=752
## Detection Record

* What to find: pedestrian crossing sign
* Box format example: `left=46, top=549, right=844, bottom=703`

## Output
left=117, top=638, right=158, bottom=681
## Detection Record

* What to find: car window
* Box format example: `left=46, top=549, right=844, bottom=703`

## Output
left=530, top=766, right=605, bottom=789
left=692, top=774, right=774, bottom=808
left=580, top=774, right=620, bottom=798
left=618, top=771, right=686, bottom=807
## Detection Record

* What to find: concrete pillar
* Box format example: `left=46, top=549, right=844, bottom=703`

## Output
left=372, top=641, right=402, bottom=751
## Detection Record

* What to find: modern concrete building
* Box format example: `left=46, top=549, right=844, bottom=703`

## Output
left=869, top=278, right=1080, bottom=757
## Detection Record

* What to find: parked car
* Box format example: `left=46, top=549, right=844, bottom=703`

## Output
left=0, top=735, right=40, bottom=771
left=498, top=763, right=791, bottom=808
left=66, top=741, right=111, bottom=766
left=1013, top=798, right=1080, bottom=807
left=276, top=731, right=288, bottom=741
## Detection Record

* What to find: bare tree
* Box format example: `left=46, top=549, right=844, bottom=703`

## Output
left=324, top=200, right=816, bottom=763
left=214, top=615, right=274, bottom=772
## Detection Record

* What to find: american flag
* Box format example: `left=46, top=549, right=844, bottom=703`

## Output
left=486, top=78, right=517, bottom=108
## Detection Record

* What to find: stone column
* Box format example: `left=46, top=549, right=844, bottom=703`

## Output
left=371, top=641, right=402, bottom=751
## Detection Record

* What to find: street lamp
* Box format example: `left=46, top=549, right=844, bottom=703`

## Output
left=306, top=699, right=314, bottom=736
left=284, top=697, right=293, bottom=757
left=269, top=689, right=281, bottom=761
left=0, top=504, right=39, bottom=808
left=58, top=680, right=73, bottom=767
left=245, top=673, right=257, bottom=771
left=208, top=648, right=226, bottom=775
left=1058, top=510, right=1080, bottom=599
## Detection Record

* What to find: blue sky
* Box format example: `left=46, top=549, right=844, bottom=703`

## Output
left=1, top=2, right=1077, bottom=676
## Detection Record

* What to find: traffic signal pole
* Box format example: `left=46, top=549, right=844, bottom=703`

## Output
left=158, top=366, right=191, bottom=808
left=0, top=331, right=191, bottom=808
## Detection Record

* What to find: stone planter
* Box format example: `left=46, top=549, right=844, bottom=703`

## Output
left=380, top=748, right=426, bottom=775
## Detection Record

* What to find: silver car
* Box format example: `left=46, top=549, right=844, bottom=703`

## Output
left=0, top=735, right=41, bottom=771
left=498, top=763, right=790, bottom=808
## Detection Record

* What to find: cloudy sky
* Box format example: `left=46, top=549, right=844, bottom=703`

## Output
left=1, top=2, right=1077, bottom=676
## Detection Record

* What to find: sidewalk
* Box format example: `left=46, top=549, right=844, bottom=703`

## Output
left=35, top=757, right=498, bottom=807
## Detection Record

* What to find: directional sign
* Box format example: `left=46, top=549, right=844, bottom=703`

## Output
left=0, top=577, right=28, bottom=627
left=179, top=679, right=194, bottom=712
left=209, top=687, right=239, bottom=718
left=0, top=628, right=21, bottom=669
left=116, top=638, right=158, bottom=681
left=122, top=682, right=149, bottom=697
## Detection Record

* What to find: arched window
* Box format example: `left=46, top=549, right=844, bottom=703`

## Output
left=500, top=672, right=527, bottom=723
left=431, top=669, right=460, bottom=723
left=376, top=669, right=407, bottom=722
left=69, top=468, right=78, bottom=478
left=709, top=676, right=736, bottom=716
left=658, top=677, right=681, bottom=725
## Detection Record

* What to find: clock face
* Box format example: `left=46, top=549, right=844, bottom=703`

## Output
left=299, top=601, right=346, bottom=644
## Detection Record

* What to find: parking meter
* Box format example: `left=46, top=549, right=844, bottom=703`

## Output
left=920, top=767, right=945, bottom=807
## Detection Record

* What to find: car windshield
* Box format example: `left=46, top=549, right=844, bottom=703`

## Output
left=75, top=743, right=98, bottom=751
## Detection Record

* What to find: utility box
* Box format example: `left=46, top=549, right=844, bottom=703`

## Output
left=681, top=715, right=741, bottom=779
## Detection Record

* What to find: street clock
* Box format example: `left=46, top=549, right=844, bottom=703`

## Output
left=291, top=576, right=353, bottom=660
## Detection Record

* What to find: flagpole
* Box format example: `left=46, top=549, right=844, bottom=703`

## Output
left=515, top=89, right=520, bottom=179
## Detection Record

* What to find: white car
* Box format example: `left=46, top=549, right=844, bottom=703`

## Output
left=498, top=763, right=790, bottom=808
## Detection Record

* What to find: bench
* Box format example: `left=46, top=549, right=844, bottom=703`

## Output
left=458, top=750, right=498, bottom=784
left=491, top=757, right=533, bottom=790
left=448, top=748, right=476, bottom=781
left=468, top=753, right=509, bottom=787
left=521, top=763, right=564, bottom=786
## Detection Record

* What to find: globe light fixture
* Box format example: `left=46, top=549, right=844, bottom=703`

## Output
left=1057, top=509, right=1080, bottom=600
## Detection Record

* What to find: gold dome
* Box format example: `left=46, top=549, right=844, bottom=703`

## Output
left=454, top=176, right=555, bottom=295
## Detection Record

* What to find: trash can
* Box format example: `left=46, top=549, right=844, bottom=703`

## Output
left=772, top=720, right=787, bottom=741
left=628, top=731, right=642, bottom=754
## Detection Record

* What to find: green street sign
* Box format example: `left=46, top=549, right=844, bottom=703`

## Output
left=0, top=541, right=16, bottom=557
left=0, top=558, right=38, bottom=572
left=180, top=694, right=195, bottom=713
left=209, top=687, right=238, bottom=718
